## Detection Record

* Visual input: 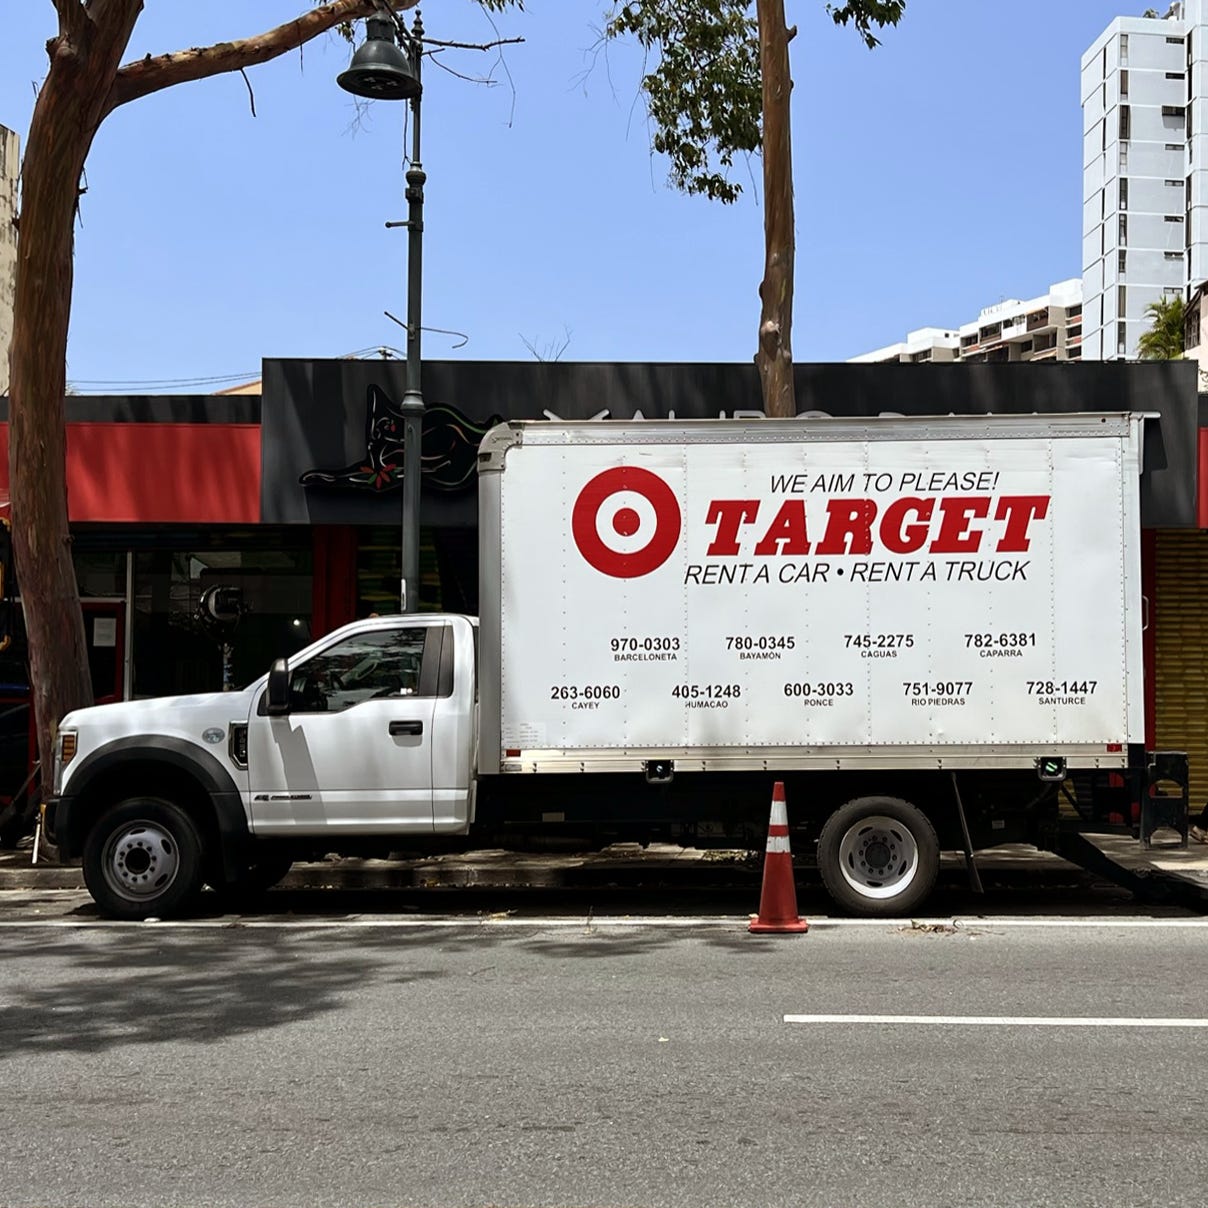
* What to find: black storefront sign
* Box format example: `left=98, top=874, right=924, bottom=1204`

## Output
left=259, top=358, right=1201, bottom=528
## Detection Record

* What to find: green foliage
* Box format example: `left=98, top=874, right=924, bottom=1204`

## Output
left=331, top=1, right=524, bottom=44
left=606, top=0, right=761, bottom=203
left=606, top=1, right=904, bottom=202
left=1137, top=293, right=1186, bottom=360
left=827, top=1, right=905, bottom=48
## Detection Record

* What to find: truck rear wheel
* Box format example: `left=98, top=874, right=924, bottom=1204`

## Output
left=817, top=797, right=939, bottom=917
left=83, top=797, right=204, bottom=920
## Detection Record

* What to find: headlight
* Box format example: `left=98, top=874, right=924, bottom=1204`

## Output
left=53, top=729, right=77, bottom=795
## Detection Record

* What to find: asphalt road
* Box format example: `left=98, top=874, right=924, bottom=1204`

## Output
left=2, top=903, right=1208, bottom=1208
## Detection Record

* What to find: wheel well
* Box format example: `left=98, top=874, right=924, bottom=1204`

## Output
left=75, top=762, right=220, bottom=860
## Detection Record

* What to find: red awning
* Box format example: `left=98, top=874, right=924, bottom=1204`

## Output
left=0, top=422, right=261, bottom=524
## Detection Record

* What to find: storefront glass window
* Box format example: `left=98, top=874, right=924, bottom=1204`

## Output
left=133, top=541, right=313, bottom=697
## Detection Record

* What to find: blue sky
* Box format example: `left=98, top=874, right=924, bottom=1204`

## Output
left=1, top=1, right=1134, bottom=391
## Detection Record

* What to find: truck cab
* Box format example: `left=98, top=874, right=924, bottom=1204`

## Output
left=46, top=614, right=477, bottom=918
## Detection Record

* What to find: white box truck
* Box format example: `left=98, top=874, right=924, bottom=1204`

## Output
left=44, top=414, right=1189, bottom=918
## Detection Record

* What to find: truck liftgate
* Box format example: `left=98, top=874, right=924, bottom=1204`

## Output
left=1047, top=752, right=1208, bottom=910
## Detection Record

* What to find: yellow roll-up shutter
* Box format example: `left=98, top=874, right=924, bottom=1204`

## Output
left=1154, top=530, right=1208, bottom=810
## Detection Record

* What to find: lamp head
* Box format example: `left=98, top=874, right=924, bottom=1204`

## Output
left=337, top=15, right=421, bottom=101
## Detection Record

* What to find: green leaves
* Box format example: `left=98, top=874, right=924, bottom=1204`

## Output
left=826, top=1, right=905, bottom=49
left=607, top=0, right=760, bottom=202
left=606, top=1, right=905, bottom=202
left=1137, top=294, right=1186, bottom=361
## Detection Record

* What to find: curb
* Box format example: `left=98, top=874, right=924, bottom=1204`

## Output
left=0, top=849, right=1090, bottom=894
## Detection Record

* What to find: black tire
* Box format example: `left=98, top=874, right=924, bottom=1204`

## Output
left=82, top=797, right=205, bottom=920
left=817, top=796, right=939, bottom=917
left=210, top=851, right=294, bottom=908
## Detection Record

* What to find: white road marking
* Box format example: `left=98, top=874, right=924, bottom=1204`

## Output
left=1, top=910, right=1208, bottom=930
left=784, top=1014, right=1208, bottom=1027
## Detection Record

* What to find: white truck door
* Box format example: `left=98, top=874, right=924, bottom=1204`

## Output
left=246, top=622, right=442, bottom=834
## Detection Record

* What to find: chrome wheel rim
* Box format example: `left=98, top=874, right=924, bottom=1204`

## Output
left=836, top=815, right=919, bottom=901
left=101, top=821, right=180, bottom=902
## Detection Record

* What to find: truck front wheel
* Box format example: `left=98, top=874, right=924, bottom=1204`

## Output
left=83, top=798, right=204, bottom=920
left=817, top=797, right=939, bottom=916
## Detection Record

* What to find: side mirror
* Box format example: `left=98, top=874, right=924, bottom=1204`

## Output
left=266, top=658, right=291, bottom=716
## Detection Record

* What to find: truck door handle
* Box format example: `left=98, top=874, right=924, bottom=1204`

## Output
left=389, top=720, right=424, bottom=737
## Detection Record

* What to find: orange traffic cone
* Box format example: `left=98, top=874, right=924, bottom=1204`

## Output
left=749, top=781, right=808, bottom=934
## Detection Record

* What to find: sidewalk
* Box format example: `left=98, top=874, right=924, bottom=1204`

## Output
left=0, top=840, right=1087, bottom=893
left=6, top=835, right=1207, bottom=900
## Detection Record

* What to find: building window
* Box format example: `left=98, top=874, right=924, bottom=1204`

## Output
left=1162, top=105, right=1186, bottom=118
left=1118, top=285, right=1127, bottom=315
left=132, top=542, right=314, bottom=698
left=1118, top=321, right=1127, bottom=355
left=1120, top=142, right=1128, bottom=169
left=1119, top=250, right=1127, bottom=274
left=1166, top=35, right=1183, bottom=45
left=1122, top=35, right=1130, bottom=62
left=1166, top=250, right=1186, bottom=260
left=1119, top=214, right=1128, bottom=245
left=1166, top=143, right=1184, bottom=151
left=1121, top=70, right=1130, bottom=97
left=1167, top=72, right=1185, bottom=80
left=1167, top=179, right=1182, bottom=187
left=1119, top=178, right=1128, bottom=210
left=1101, top=223, right=1107, bottom=256
left=1120, top=105, right=1131, bottom=139
left=1165, top=214, right=1185, bottom=222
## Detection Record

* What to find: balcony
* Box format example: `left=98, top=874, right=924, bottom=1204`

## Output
left=1027, top=309, right=1053, bottom=332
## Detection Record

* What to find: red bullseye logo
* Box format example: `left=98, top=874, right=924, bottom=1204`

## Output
left=572, top=467, right=681, bottom=578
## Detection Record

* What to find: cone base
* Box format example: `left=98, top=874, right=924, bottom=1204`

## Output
left=748, top=918, right=809, bottom=934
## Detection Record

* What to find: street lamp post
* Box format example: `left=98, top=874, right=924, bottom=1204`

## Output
left=338, top=9, right=426, bottom=614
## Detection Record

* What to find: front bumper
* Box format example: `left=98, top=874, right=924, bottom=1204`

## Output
left=42, top=795, right=79, bottom=859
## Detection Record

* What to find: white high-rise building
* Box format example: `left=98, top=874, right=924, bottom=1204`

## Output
left=848, top=280, right=1083, bottom=364
left=0, top=125, right=17, bottom=395
left=1081, top=2, right=1208, bottom=360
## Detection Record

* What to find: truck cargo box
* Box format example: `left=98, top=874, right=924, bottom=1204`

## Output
left=478, top=415, right=1145, bottom=776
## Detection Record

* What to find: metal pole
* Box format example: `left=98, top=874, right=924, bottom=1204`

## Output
left=399, top=15, right=425, bottom=614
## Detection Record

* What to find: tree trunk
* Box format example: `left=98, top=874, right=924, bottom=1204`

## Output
left=10, top=0, right=382, bottom=777
left=10, top=2, right=144, bottom=771
left=754, top=0, right=796, bottom=419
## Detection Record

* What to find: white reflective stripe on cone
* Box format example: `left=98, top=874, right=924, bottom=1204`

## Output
left=765, top=835, right=792, bottom=854
left=770, top=799, right=788, bottom=828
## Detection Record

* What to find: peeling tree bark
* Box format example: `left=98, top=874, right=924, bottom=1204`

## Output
left=754, top=0, right=796, bottom=419
left=10, top=0, right=392, bottom=773
left=11, top=0, right=145, bottom=773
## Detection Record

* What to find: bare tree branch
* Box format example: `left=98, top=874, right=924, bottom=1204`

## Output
left=239, top=67, right=256, bottom=116
left=102, top=0, right=416, bottom=117
left=422, top=35, right=524, bottom=51
left=426, top=53, right=500, bottom=87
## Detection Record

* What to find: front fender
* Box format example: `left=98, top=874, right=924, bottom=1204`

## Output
left=50, top=736, right=249, bottom=877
